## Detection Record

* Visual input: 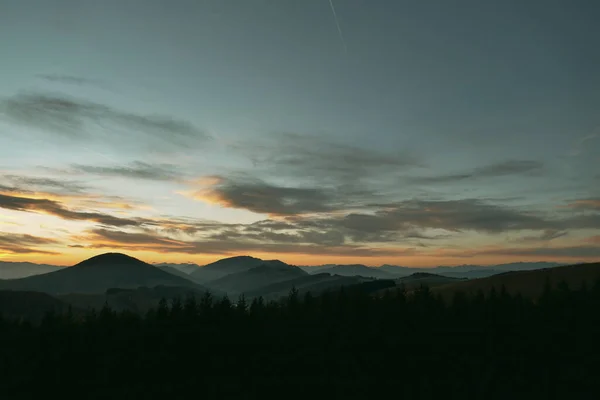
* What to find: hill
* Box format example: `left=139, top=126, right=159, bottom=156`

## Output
left=432, top=262, right=600, bottom=300
left=153, top=263, right=199, bottom=275
left=190, top=256, right=294, bottom=283
left=380, top=262, right=563, bottom=279
left=315, top=264, right=395, bottom=279
left=0, top=253, right=200, bottom=295
left=0, top=261, right=64, bottom=279
left=155, top=264, right=197, bottom=280
left=206, top=263, right=307, bottom=294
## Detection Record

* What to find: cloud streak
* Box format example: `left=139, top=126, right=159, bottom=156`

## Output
left=0, top=233, right=60, bottom=255
left=0, top=92, right=210, bottom=149
left=1, top=174, right=89, bottom=195
left=407, top=160, right=544, bottom=185
left=70, top=161, right=180, bottom=181
left=0, top=193, right=144, bottom=227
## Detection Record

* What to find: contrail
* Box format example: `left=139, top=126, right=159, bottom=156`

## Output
left=328, top=0, right=347, bottom=53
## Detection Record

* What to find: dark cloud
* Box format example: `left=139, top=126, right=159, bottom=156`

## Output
left=196, top=177, right=338, bottom=216
left=0, top=193, right=144, bottom=227
left=70, top=161, right=179, bottom=181
left=270, top=199, right=554, bottom=236
left=193, top=174, right=387, bottom=216
left=407, top=160, right=544, bottom=184
left=0, top=233, right=60, bottom=255
left=0, top=92, right=210, bottom=148
left=1, top=174, right=88, bottom=194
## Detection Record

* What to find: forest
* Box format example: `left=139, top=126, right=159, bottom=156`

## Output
left=1, top=280, right=599, bottom=399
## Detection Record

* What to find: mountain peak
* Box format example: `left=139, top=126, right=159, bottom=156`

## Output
left=75, top=253, right=143, bottom=267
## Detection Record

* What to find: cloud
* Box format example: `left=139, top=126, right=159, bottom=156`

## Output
left=286, top=199, right=554, bottom=236
left=70, top=161, right=180, bottom=181
left=0, top=193, right=144, bottom=227
left=1, top=174, right=88, bottom=195
left=474, top=245, right=600, bottom=259
left=0, top=92, right=210, bottom=148
left=232, top=132, right=422, bottom=184
left=36, top=74, right=106, bottom=88
left=0, top=233, right=60, bottom=255
left=81, top=228, right=412, bottom=257
left=407, top=160, right=544, bottom=184
left=516, top=229, right=569, bottom=242
left=569, top=131, right=599, bottom=156
left=191, top=177, right=337, bottom=216
left=567, top=198, right=600, bottom=211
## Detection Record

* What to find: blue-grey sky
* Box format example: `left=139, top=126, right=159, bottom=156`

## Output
left=0, top=0, right=598, bottom=266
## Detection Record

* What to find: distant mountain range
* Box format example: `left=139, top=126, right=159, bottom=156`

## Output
left=300, top=261, right=564, bottom=279
left=0, top=261, right=64, bottom=279
left=3, top=258, right=565, bottom=282
left=0, top=252, right=596, bottom=322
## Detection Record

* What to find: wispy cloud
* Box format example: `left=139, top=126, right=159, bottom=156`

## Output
left=232, top=132, right=422, bottom=185
left=1, top=174, right=89, bottom=195
left=0, top=92, right=210, bottom=149
left=36, top=74, right=106, bottom=89
left=0, top=232, right=60, bottom=255
left=407, top=160, right=544, bottom=184
left=70, top=161, right=180, bottom=181
left=0, top=193, right=145, bottom=227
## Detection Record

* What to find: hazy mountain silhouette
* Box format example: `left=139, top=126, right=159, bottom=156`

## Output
left=0, top=253, right=198, bottom=294
left=315, top=264, right=395, bottom=279
left=207, top=263, right=307, bottom=294
left=0, top=261, right=64, bottom=279
left=190, top=255, right=293, bottom=283
left=155, top=264, right=197, bottom=280
left=154, top=262, right=199, bottom=274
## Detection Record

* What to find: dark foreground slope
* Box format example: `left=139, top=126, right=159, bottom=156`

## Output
left=2, top=277, right=600, bottom=398
left=432, top=262, right=600, bottom=300
left=0, top=253, right=199, bottom=294
left=0, top=290, right=73, bottom=322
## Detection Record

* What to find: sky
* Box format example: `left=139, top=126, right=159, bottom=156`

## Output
left=0, top=0, right=599, bottom=267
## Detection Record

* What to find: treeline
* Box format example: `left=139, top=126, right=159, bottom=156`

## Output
left=1, top=281, right=600, bottom=399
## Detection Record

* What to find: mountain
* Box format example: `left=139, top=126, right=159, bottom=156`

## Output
left=154, top=263, right=199, bottom=275
left=0, top=253, right=200, bottom=295
left=432, top=262, right=600, bottom=300
left=0, top=290, right=73, bottom=322
left=380, top=262, right=564, bottom=279
left=0, top=261, right=64, bottom=279
left=155, top=264, right=197, bottom=280
left=206, top=263, right=307, bottom=294
left=312, top=264, right=395, bottom=279
left=190, top=256, right=293, bottom=283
